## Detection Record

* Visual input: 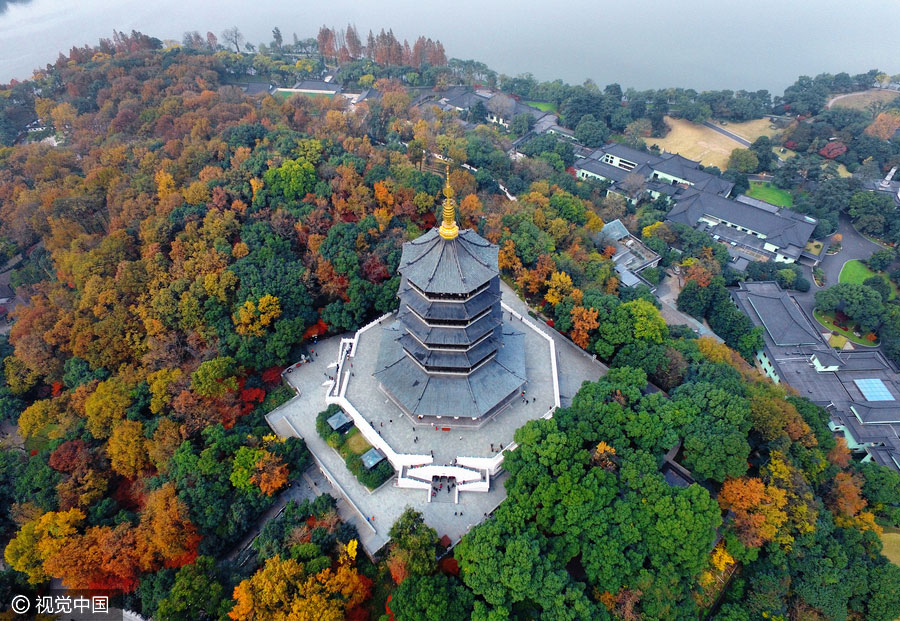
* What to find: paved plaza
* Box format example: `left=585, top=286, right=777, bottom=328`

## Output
left=343, top=311, right=555, bottom=466
left=267, top=283, right=607, bottom=556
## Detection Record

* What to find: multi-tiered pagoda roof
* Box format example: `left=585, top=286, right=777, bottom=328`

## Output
left=373, top=169, right=526, bottom=420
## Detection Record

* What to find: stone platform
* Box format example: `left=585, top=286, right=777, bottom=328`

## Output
left=268, top=283, right=608, bottom=556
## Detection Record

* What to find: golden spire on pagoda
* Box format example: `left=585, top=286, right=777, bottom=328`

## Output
left=438, top=163, right=459, bottom=240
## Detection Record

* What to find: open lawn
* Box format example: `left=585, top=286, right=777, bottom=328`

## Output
left=273, top=89, right=334, bottom=100
left=722, top=118, right=781, bottom=142
left=523, top=100, right=558, bottom=112
left=814, top=308, right=879, bottom=346
left=881, top=531, right=900, bottom=567
left=747, top=181, right=793, bottom=207
left=839, top=259, right=898, bottom=299
left=343, top=428, right=371, bottom=455
left=647, top=116, right=743, bottom=169
left=828, top=334, right=849, bottom=349
left=24, top=423, right=59, bottom=454
left=829, top=89, right=899, bottom=111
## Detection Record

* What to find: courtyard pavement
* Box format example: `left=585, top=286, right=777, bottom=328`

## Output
left=266, top=283, right=607, bottom=556
left=343, top=308, right=556, bottom=465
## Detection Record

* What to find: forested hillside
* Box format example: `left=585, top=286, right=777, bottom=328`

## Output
left=0, top=30, right=899, bottom=621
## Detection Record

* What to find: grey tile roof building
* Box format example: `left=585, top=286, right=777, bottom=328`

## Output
left=574, top=144, right=733, bottom=203
left=361, top=447, right=386, bottom=469
left=293, top=79, right=342, bottom=94
left=326, top=410, right=353, bottom=433
left=740, top=284, right=820, bottom=346
left=598, top=143, right=663, bottom=166
left=596, top=219, right=661, bottom=290
left=669, top=189, right=816, bottom=262
left=0, top=284, right=14, bottom=303
left=731, top=281, right=900, bottom=472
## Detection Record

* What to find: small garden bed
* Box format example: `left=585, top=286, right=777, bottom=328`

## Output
left=813, top=308, right=880, bottom=347
left=813, top=267, right=825, bottom=287
left=828, top=334, right=848, bottom=349
left=804, top=240, right=824, bottom=256
left=257, top=384, right=296, bottom=415
left=316, top=405, right=393, bottom=490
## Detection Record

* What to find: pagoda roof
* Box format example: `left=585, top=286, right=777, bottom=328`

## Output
left=374, top=322, right=526, bottom=419
left=398, top=228, right=498, bottom=295
left=399, top=278, right=499, bottom=322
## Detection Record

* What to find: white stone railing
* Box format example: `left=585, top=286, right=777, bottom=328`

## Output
left=501, top=301, right=561, bottom=410
left=327, top=370, right=432, bottom=470
left=323, top=303, right=563, bottom=493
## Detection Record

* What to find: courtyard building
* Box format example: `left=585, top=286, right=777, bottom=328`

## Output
left=732, top=281, right=900, bottom=473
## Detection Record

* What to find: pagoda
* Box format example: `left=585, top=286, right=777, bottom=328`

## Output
left=373, top=167, right=526, bottom=421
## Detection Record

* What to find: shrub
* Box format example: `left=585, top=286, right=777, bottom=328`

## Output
left=641, top=266, right=662, bottom=285
left=345, top=452, right=393, bottom=489
left=257, top=384, right=294, bottom=415
left=316, top=404, right=342, bottom=439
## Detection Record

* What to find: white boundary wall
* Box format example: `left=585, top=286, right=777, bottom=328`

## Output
left=327, top=301, right=563, bottom=490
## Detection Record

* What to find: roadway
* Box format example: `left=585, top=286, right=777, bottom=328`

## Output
left=701, top=120, right=750, bottom=147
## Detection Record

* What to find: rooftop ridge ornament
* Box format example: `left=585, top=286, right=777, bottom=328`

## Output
left=438, top=163, right=459, bottom=240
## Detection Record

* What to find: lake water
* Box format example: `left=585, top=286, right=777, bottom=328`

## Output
left=0, top=0, right=897, bottom=93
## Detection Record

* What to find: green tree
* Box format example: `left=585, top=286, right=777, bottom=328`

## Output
left=857, top=462, right=900, bottom=526
left=574, top=114, right=610, bottom=148
left=727, top=148, right=759, bottom=173
left=388, top=508, right=438, bottom=576
left=262, top=157, right=317, bottom=203
left=156, top=556, right=228, bottom=621
left=390, top=573, right=475, bottom=621
left=849, top=191, right=896, bottom=238
left=815, top=282, right=885, bottom=333
left=511, top=113, right=535, bottom=136
left=191, top=357, right=239, bottom=398
left=868, top=248, right=896, bottom=272
left=863, top=275, right=891, bottom=302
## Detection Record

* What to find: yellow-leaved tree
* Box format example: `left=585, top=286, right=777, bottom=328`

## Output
left=4, top=508, right=85, bottom=584
left=234, top=294, right=282, bottom=337
left=228, top=554, right=371, bottom=621
left=107, top=420, right=149, bottom=478
left=83, top=378, right=131, bottom=439
left=544, top=271, right=574, bottom=306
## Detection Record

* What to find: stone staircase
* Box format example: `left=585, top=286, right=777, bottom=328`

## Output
left=398, top=462, right=490, bottom=497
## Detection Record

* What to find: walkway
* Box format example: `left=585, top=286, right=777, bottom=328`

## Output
left=825, top=88, right=898, bottom=109
left=498, top=280, right=609, bottom=405
left=791, top=213, right=884, bottom=320
left=655, top=273, right=723, bottom=342
left=268, top=332, right=514, bottom=555
left=701, top=121, right=750, bottom=147
left=221, top=465, right=324, bottom=563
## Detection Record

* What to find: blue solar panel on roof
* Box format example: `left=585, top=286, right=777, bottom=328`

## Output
left=854, top=378, right=896, bottom=402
